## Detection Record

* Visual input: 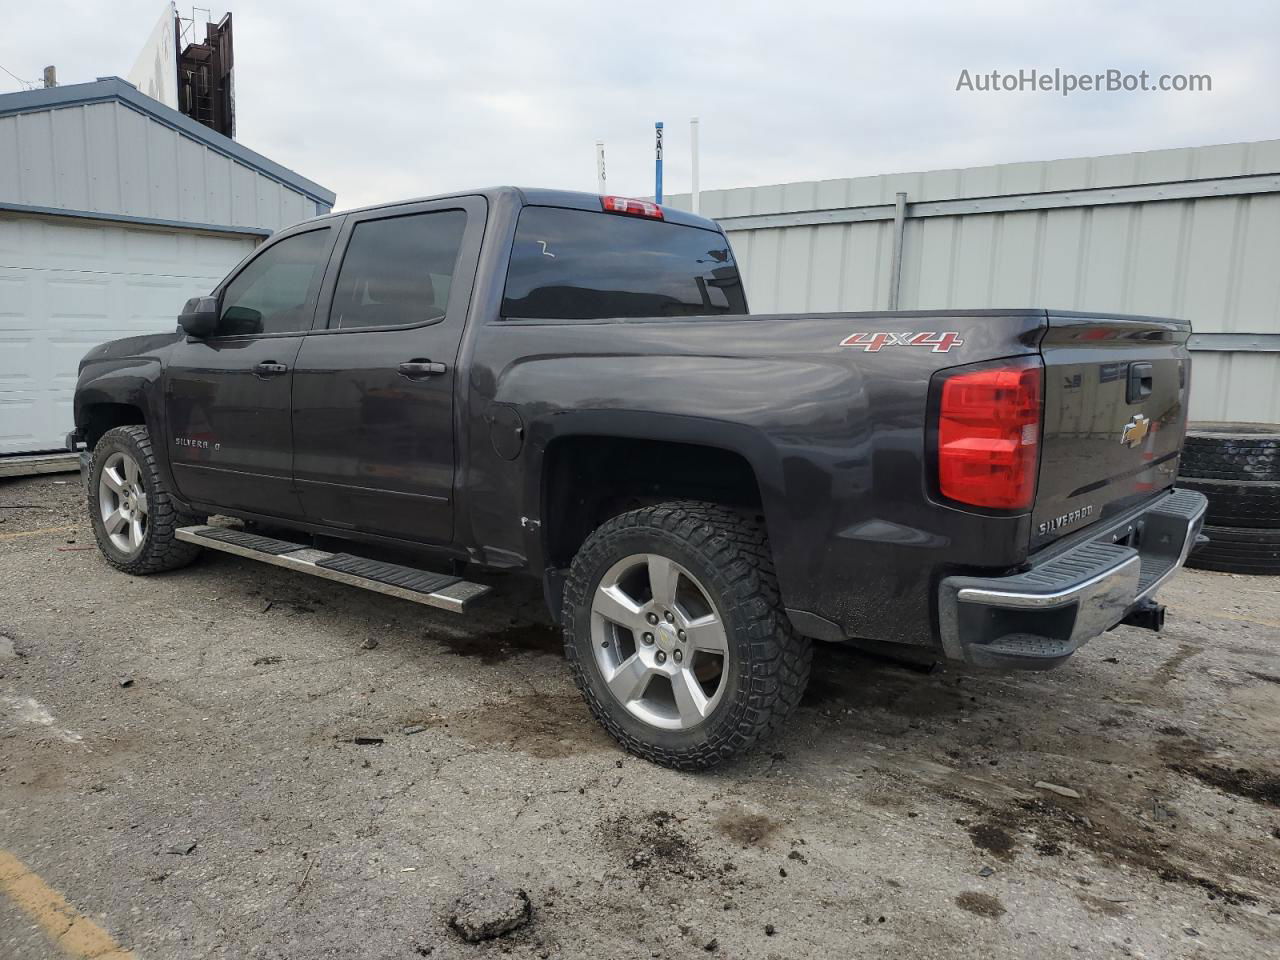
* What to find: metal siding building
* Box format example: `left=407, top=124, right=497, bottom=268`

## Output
left=0, top=78, right=335, bottom=455
left=664, top=140, right=1280, bottom=423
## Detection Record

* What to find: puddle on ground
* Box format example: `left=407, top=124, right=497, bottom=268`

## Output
left=1171, top=762, right=1280, bottom=807
left=436, top=622, right=562, bottom=664
left=962, top=793, right=1261, bottom=906
left=715, top=810, right=782, bottom=847
left=1077, top=894, right=1129, bottom=918
left=967, top=823, right=1016, bottom=862
left=954, top=891, right=1006, bottom=918
left=1152, top=643, right=1203, bottom=687
left=408, top=693, right=612, bottom=759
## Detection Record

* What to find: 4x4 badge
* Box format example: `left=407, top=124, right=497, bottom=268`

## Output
left=841, top=331, right=964, bottom=353
left=1120, top=414, right=1150, bottom=448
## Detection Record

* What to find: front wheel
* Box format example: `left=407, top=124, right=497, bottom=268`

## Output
left=87, top=425, right=204, bottom=574
left=562, top=501, right=811, bottom=770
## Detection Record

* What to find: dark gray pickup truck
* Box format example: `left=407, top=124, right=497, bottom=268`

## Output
left=69, top=186, right=1207, bottom=768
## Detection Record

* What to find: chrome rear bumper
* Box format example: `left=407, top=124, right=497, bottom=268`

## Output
left=937, top=488, right=1208, bottom=669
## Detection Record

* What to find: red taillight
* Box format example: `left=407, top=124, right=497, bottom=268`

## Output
left=601, top=195, right=664, bottom=219
left=937, top=360, right=1043, bottom=510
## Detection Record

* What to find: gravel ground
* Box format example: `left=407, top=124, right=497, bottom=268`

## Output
left=2, top=473, right=1278, bottom=959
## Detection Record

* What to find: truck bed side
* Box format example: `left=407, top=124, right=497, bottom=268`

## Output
left=464, top=309, right=1047, bottom=647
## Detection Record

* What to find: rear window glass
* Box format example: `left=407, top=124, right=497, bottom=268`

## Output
left=501, top=206, right=747, bottom=320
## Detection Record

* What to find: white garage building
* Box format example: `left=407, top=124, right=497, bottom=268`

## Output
left=0, top=76, right=334, bottom=456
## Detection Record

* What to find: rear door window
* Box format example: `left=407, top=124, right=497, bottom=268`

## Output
left=329, top=210, right=468, bottom=330
left=501, top=206, right=747, bottom=320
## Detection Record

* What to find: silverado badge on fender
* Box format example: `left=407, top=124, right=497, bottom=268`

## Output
left=1120, top=414, right=1151, bottom=448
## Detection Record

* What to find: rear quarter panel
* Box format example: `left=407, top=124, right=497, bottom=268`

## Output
left=465, top=310, right=1047, bottom=646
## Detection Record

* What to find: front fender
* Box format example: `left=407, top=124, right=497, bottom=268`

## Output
left=74, top=355, right=185, bottom=506
left=73, top=356, right=161, bottom=429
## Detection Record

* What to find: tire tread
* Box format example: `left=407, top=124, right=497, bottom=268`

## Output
left=1187, top=522, right=1280, bottom=575
left=1178, top=477, right=1280, bottom=528
left=1182, top=427, right=1280, bottom=482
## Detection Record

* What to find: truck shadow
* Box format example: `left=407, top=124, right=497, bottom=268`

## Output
left=802, top=642, right=972, bottom=719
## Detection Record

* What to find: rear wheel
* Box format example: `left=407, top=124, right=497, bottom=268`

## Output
left=87, top=425, right=205, bottom=574
left=562, top=501, right=810, bottom=770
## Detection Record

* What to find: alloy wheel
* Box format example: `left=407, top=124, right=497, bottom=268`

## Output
left=98, top=451, right=148, bottom=554
left=590, top=552, right=729, bottom=730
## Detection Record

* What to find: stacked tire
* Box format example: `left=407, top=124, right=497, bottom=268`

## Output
left=1179, top=423, right=1280, bottom=575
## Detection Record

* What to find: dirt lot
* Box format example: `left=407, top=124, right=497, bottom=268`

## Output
left=2, top=473, right=1278, bottom=959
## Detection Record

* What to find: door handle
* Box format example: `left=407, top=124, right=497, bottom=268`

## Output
left=254, top=361, right=288, bottom=377
left=398, top=360, right=448, bottom=379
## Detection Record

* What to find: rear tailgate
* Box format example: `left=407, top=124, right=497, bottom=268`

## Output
left=1032, top=312, right=1191, bottom=550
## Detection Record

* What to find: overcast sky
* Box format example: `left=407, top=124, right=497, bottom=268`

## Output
left=3, top=1, right=1277, bottom=211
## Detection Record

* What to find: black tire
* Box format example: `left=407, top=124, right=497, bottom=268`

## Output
left=1177, top=477, right=1280, bottom=529
left=1180, top=422, right=1280, bottom=482
left=562, top=501, right=811, bottom=770
left=1186, top=523, right=1280, bottom=575
left=86, top=425, right=205, bottom=574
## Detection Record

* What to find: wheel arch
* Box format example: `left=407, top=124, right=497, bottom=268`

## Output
left=81, top=401, right=148, bottom=449
left=527, top=411, right=785, bottom=616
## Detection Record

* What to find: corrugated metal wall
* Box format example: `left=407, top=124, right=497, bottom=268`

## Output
left=0, top=100, right=317, bottom=232
left=664, top=140, right=1280, bottom=423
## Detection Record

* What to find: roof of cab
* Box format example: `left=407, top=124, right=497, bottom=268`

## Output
left=321, top=187, right=724, bottom=233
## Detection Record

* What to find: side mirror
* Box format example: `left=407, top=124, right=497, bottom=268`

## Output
left=178, top=296, right=219, bottom=338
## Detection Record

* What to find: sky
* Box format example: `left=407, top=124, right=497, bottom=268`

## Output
left=2, top=1, right=1278, bottom=211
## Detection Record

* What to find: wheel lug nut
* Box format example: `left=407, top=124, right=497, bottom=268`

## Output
left=655, top=651, right=667, bottom=664
left=672, top=649, right=683, bottom=663
left=646, top=612, right=659, bottom=625
left=677, top=630, right=686, bottom=642
left=642, top=632, right=654, bottom=645
left=664, top=611, right=674, bottom=623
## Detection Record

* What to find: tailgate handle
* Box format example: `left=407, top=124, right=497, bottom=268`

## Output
left=1127, top=362, right=1153, bottom=403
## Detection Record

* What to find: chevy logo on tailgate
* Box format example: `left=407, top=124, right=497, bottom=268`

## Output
left=1120, top=414, right=1151, bottom=448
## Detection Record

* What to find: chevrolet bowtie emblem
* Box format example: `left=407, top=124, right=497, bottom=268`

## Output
left=1120, top=414, right=1151, bottom=448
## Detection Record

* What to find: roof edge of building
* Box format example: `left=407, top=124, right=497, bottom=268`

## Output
left=0, top=77, right=336, bottom=207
